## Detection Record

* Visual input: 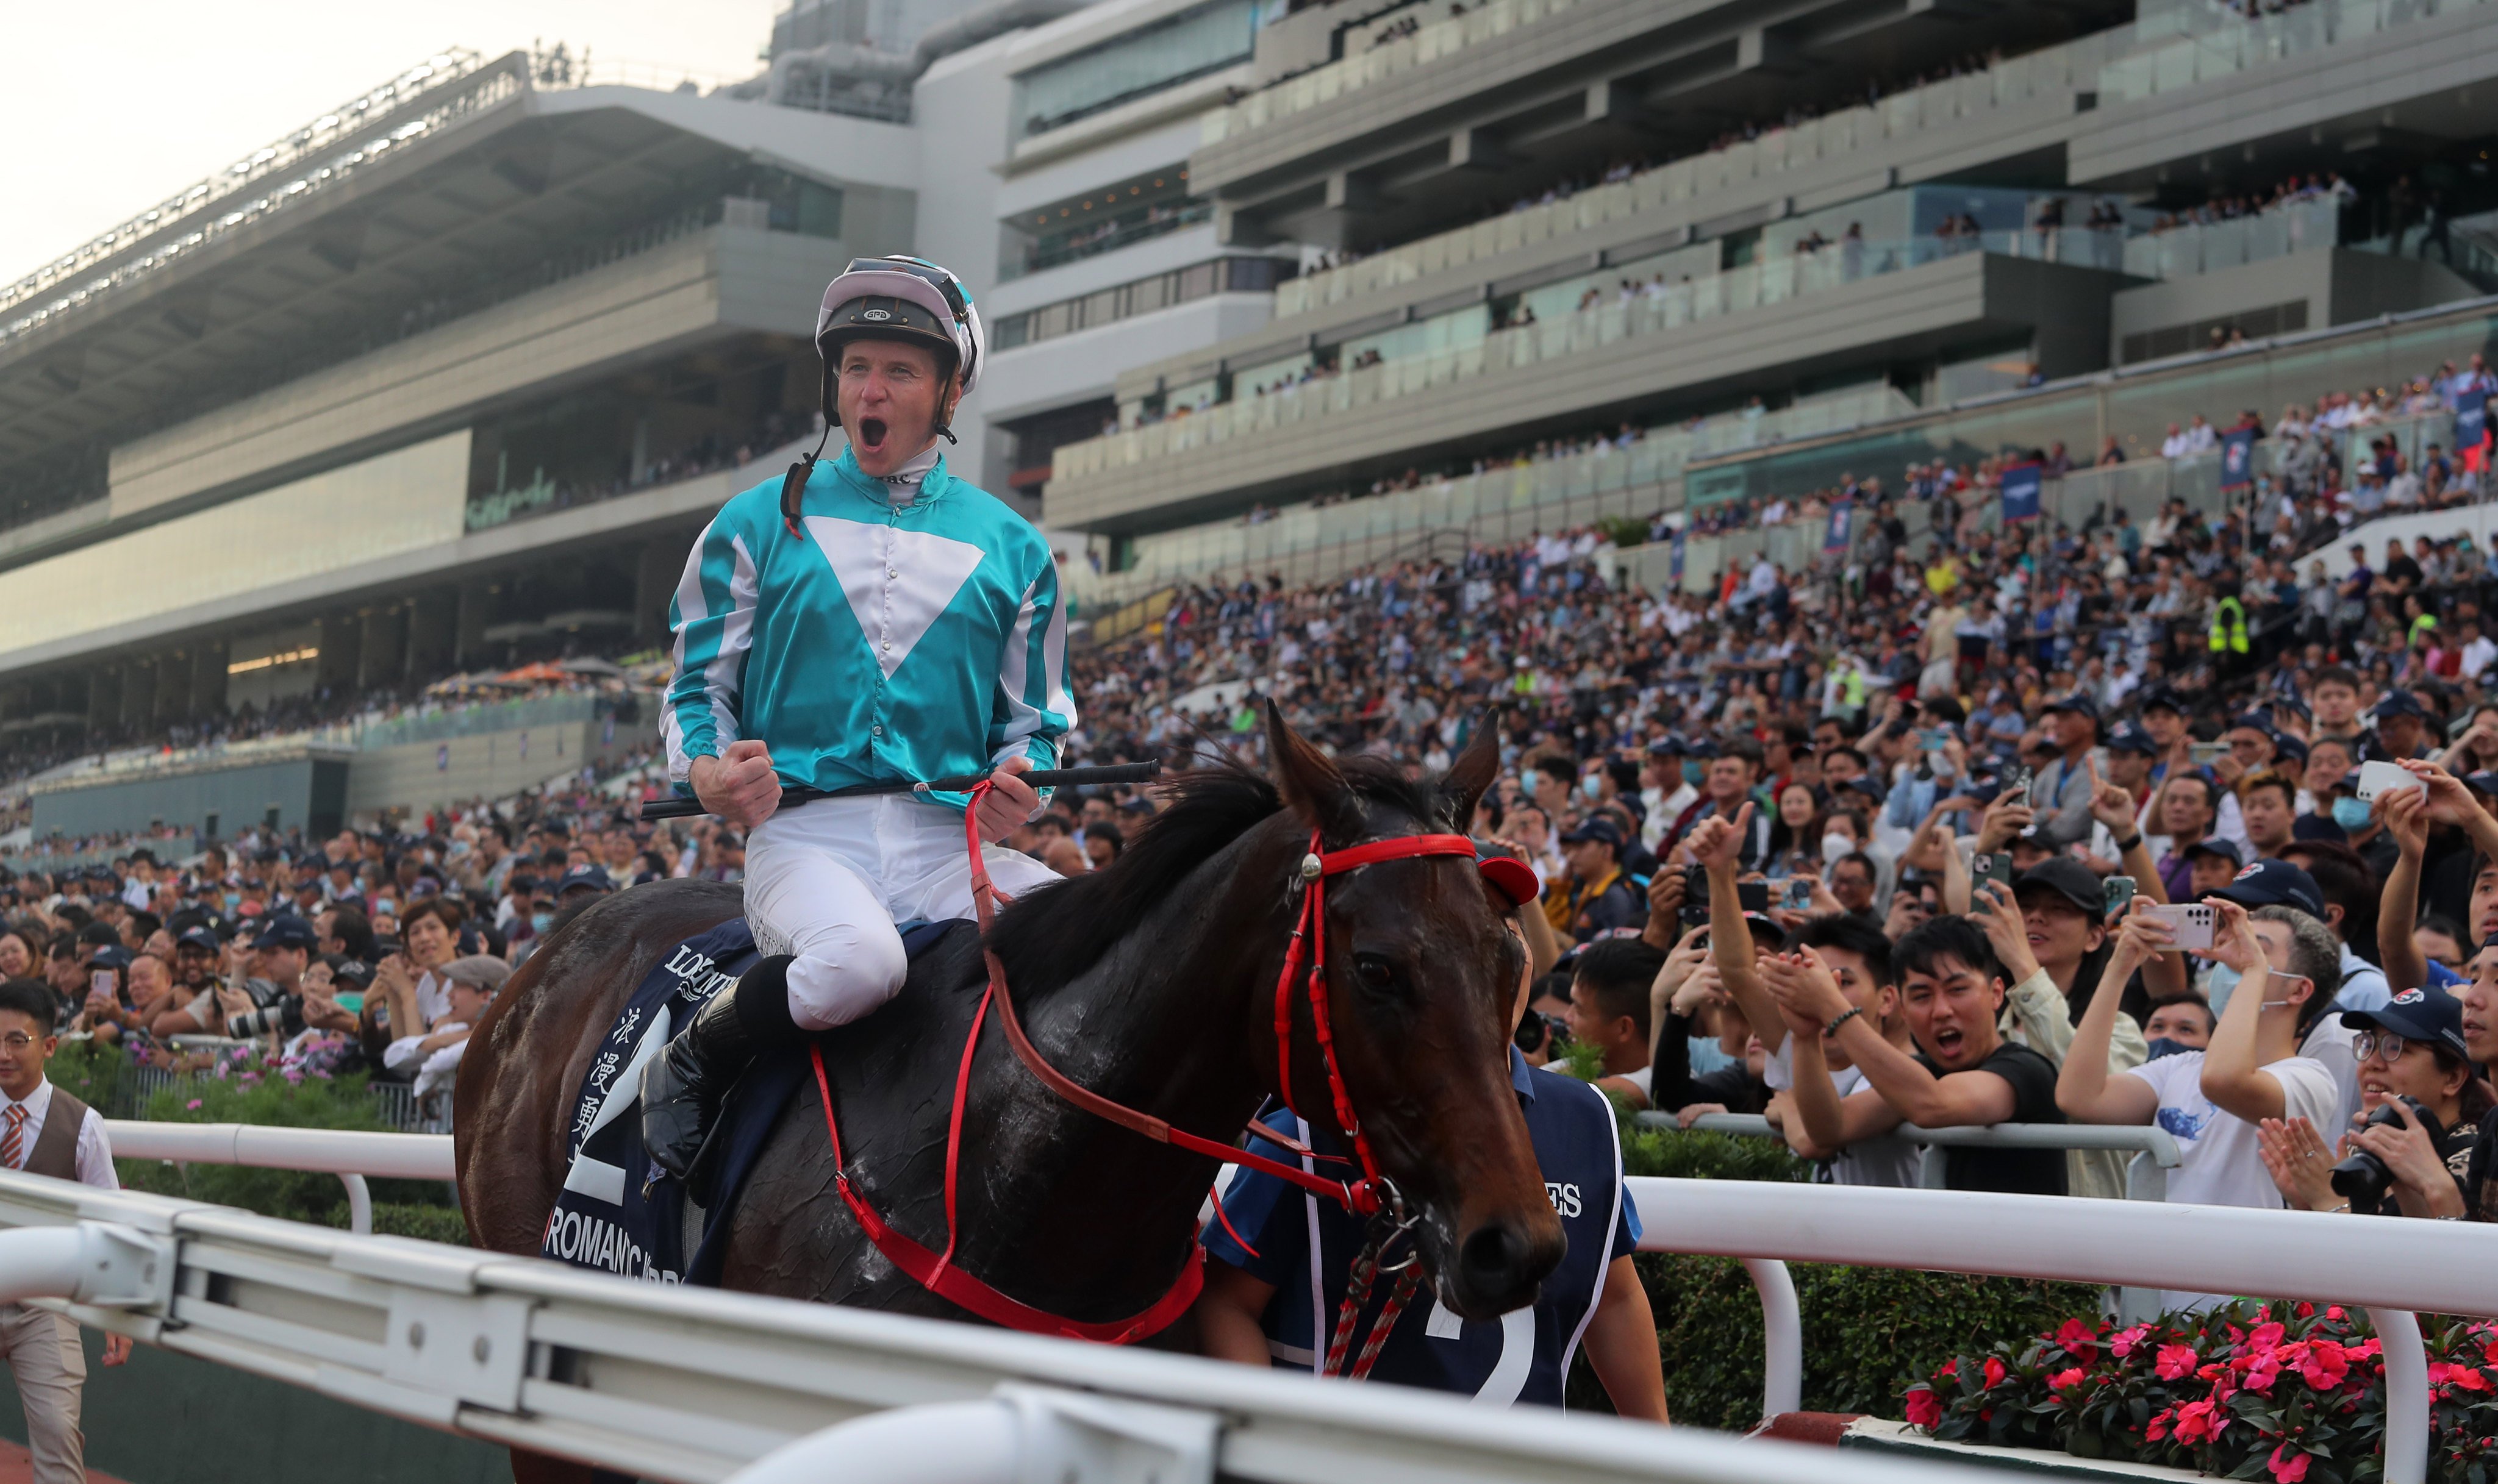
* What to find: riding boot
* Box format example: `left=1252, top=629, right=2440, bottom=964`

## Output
left=641, top=954, right=797, bottom=1180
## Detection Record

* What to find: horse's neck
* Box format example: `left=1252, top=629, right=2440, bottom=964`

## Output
left=967, top=827, right=1290, bottom=1302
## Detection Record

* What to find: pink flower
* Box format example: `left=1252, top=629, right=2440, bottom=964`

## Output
left=1982, top=1357, right=2008, bottom=1389
left=2156, top=1344, right=2200, bottom=1380
left=2172, top=1399, right=2224, bottom=1446
left=2110, top=1324, right=2152, bottom=1360
left=183, top=1099, right=202, bottom=1111
left=2048, top=1368, right=2087, bottom=1392
left=2268, top=1444, right=2310, bottom=1483
left=1938, top=1358, right=1958, bottom=1377
left=2247, top=1321, right=2287, bottom=1354
left=2296, top=1340, right=2350, bottom=1390
left=2430, top=1363, right=2492, bottom=1394
left=2325, top=1306, right=2346, bottom=1322
left=2056, top=1319, right=2100, bottom=1361
left=1905, top=1387, right=1942, bottom=1429
left=2145, top=1407, right=2174, bottom=1443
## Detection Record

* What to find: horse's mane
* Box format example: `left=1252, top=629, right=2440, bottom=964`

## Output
left=986, top=753, right=1444, bottom=997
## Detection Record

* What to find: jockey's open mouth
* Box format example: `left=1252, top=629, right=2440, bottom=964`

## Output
left=856, top=416, right=890, bottom=455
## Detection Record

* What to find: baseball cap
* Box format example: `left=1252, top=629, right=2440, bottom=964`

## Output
left=2372, top=688, right=2428, bottom=719
left=173, top=926, right=223, bottom=954
left=2341, top=984, right=2471, bottom=1061
left=87, top=944, right=134, bottom=971
left=2040, top=692, right=2101, bottom=723
left=2011, top=857, right=2105, bottom=916
left=1683, top=736, right=1722, bottom=760
left=251, top=915, right=318, bottom=951
left=2183, top=837, right=2247, bottom=870
left=555, top=865, right=615, bottom=897
left=1644, top=735, right=1685, bottom=757
left=2228, top=712, right=2275, bottom=734
left=2104, top=722, right=2161, bottom=757
left=2137, top=686, right=2188, bottom=717
left=2208, top=858, right=2325, bottom=916
left=2271, top=733, right=2310, bottom=766
left=2466, top=769, right=2498, bottom=797
left=1560, top=818, right=1624, bottom=851
left=1473, top=847, right=1540, bottom=908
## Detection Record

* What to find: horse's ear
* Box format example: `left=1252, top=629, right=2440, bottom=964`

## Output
left=1437, top=707, right=1502, bottom=829
left=1264, top=699, right=1362, bottom=842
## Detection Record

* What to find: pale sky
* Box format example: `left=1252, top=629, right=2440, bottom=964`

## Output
left=0, top=0, right=785, bottom=285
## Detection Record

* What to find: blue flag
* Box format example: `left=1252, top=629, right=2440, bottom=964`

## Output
left=2457, top=388, right=2488, bottom=452
left=2219, top=426, right=2256, bottom=490
left=1824, top=499, right=1853, bottom=553
left=2000, top=462, right=2043, bottom=524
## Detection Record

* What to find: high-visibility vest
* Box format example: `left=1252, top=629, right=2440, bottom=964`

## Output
left=1842, top=667, right=1866, bottom=709
left=2209, top=596, right=2248, bottom=654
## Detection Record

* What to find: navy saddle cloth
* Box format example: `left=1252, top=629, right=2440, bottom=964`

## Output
left=542, top=916, right=961, bottom=1289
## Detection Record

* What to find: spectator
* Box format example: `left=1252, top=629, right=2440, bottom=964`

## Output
left=2059, top=898, right=2341, bottom=1309
left=1541, top=819, right=1643, bottom=942
left=1564, top=937, right=1666, bottom=1107
left=1764, top=915, right=2067, bottom=1194
left=2142, top=997, right=2214, bottom=1058
left=1751, top=914, right=1923, bottom=1186
left=2258, top=980, right=2486, bottom=1217
left=0, top=977, right=131, bottom=1484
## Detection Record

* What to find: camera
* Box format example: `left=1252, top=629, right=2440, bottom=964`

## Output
left=2329, top=1095, right=2446, bottom=1205
left=1679, top=864, right=1710, bottom=928
left=1513, top=1010, right=1569, bottom=1056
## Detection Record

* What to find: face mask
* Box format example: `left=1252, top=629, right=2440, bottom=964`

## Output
left=1683, top=761, right=1705, bottom=785
left=1580, top=775, right=1603, bottom=800
left=224, top=892, right=242, bottom=910
left=531, top=911, right=554, bottom=935
left=1821, top=832, right=1856, bottom=865
left=2330, top=795, right=2372, bottom=830
left=2205, top=960, right=2242, bottom=1016
left=2143, top=1037, right=2197, bottom=1061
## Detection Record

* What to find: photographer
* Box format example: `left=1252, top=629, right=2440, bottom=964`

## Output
left=2258, top=983, right=2486, bottom=1217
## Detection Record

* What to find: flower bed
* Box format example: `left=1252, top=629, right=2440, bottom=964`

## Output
left=1906, top=1301, right=2498, bottom=1483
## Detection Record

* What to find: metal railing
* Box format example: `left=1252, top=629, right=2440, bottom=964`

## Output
left=102, top=1121, right=454, bottom=1236
left=1656, top=1112, right=2183, bottom=1197
left=0, top=1166, right=2014, bottom=1484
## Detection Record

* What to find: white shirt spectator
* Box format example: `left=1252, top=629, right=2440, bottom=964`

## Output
left=2160, top=429, right=2192, bottom=459
left=2462, top=632, right=2497, bottom=680
left=2124, top=1050, right=2336, bottom=1311
left=1763, top=1040, right=1922, bottom=1187
left=2184, top=418, right=2218, bottom=453
left=0, top=1080, right=117, bottom=1191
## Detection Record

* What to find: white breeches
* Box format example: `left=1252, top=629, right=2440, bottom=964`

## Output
left=742, top=794, right=1061, bottom=1031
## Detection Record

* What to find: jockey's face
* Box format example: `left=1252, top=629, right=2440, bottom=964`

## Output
left=838, top=338, right=958, bottom=477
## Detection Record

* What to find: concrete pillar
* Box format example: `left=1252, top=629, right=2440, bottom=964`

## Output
left=356, top=606, right=407, bottom=691
left=156, top=648, right=193, bottom=726
left=634, top=539, right=683, bottom=643
left=319, top=614, right=361, bottom=696
left=195, top=640, right=229, bottom=718
left=407, top=588, right=458, bottom=681
left=455, top=582, right=492, bottom=667
left=120, top=662, right=156, bottom=730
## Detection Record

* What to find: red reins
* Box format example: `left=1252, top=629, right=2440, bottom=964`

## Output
left=803, top=778, right=1478, bottom=1345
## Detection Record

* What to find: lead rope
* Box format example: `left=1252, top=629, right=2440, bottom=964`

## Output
left=1320, top=1229, right=1426, bottom=1380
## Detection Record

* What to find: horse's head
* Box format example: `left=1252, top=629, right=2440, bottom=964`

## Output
left=1261, top=703, right=1564, bottom=1321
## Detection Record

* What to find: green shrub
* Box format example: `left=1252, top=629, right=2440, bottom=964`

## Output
left=115, top=1057, right=456, bottom=1224
left=45, top=1037, right=130, bottom=1114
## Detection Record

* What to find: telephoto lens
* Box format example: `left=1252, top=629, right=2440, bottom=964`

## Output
left=2328, top=1095, right=2445, bottom=1202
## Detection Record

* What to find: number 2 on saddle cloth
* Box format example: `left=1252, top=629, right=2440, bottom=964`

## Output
left=806, top=779, right=1478, bottom=1369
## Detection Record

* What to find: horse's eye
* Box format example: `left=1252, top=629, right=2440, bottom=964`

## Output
left=1352, top=954, right=1399, bottom=992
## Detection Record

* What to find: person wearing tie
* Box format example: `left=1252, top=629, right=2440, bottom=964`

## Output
left=0, top=977, right=129, bottom=1483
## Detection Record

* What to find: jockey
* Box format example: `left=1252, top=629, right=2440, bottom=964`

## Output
left=641, top=255, right=1073, bottom=1177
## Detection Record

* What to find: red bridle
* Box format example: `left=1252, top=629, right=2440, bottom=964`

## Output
left=802, top=780, right=1481, bottom=1343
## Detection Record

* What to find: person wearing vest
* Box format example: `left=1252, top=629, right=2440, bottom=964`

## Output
left=1193, top=876, right=1669, bottom=1419
left=2209, top=588, right=2250, bottom=682
left=0, top=978, right=128, bottom=1484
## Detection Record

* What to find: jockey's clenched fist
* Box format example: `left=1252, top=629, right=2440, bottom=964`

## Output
left=693, top=740, right=783, bottom=829
left=975, top=755, right=1041, bottom=844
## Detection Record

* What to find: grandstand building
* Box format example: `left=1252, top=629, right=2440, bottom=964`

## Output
left=1043, top=0, right=2498, bottom=593
left=0, top=0, right=1295, bottom=832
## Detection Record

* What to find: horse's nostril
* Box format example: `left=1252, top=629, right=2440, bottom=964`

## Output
left=1459, top=1223, right=1528, bottom=1291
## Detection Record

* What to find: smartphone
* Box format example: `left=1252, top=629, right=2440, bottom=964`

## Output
left=1678, top=864, right=1710, bottom=928
left=2146, top=902, right=2216, bottom=950
left=2103, top=876, right=2137, bottom=916
left=1916, top=728, right=1949, bottom=753
left=89, top=970, right=116, bottom=999
left=1736, top=882, right=1771, bottom=915
left=1783, top=877, right=1814, bottom=910
left=2189, top=741, right=2228, bottom=766
left=1999, top=765, right=2035, bottom=808
left=2355, top=759, right=2421, bottom=803
left=1970, top=852, right=2016, bottom=910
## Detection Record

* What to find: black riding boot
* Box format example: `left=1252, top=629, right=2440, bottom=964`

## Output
left=641, top=954, right=796, bottom=1180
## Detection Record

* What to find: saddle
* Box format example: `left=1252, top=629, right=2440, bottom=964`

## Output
left=541, top=916, right=964, bottom=1287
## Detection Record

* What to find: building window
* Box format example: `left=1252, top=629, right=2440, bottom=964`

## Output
left=1011, top=0, right=1256, bottom=140
left=991, top=256, right=1292, bottom=350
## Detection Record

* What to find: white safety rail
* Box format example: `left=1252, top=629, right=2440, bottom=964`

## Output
left=104, top=1121, right=454, bottom=1236
left=1660, top=1113, right=2185, bottom=1197
left=0, top=1167, right=2008, bottom=1484
left=1630, top=1178, right=2498, bottom=1484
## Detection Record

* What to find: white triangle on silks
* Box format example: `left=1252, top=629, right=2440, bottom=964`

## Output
left=804, top=516, right=986, bottom=679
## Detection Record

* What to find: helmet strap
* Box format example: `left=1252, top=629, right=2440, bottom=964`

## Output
left=781, top=371, right=839, bottom=535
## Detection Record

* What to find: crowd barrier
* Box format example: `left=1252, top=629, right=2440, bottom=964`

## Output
left=103, top=1120, right=454, bottom=1236
left=13, top=1119, right=2486, bottom=1483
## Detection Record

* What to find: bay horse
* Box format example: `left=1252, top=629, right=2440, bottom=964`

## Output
left=456, top=707, right=1562, bottom=1477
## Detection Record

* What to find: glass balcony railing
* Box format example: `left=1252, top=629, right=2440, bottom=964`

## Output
left=1066, top=385, right=1914, bottom=602
left=1058, top=235, right=2051, bottom=485
left=1200, top=0, right=1591, bottom=146
left=1000, top=201, right=1214, bottom=282
left=2119, top=197, right=2341, bottom=277
left=2099, top=0, right=2490, bottom=104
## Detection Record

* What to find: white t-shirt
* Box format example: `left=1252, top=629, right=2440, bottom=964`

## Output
left=1764, top=1038, right=1922, bottom=1188
left=2124, top=1049, right=2337, bottom=1310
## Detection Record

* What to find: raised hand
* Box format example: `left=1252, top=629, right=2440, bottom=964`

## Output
left=693, top=739, right=782, bottom=830
left=2380, top=783, right=2432, bottom=861
left=1972, top=880, right=2042, bottom=983
left=1684, top=801, right=1755, bottom=872
left=2085, top=757, right=2139, bottom=836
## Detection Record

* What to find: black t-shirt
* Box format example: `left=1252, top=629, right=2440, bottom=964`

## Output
left=2467, top=1117, right=2498, bottom=1224
left=1913, top=1042, right=2067, bottom=1196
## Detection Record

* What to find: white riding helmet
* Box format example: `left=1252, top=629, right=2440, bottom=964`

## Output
left=815, top=254, right=984, bottom=398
